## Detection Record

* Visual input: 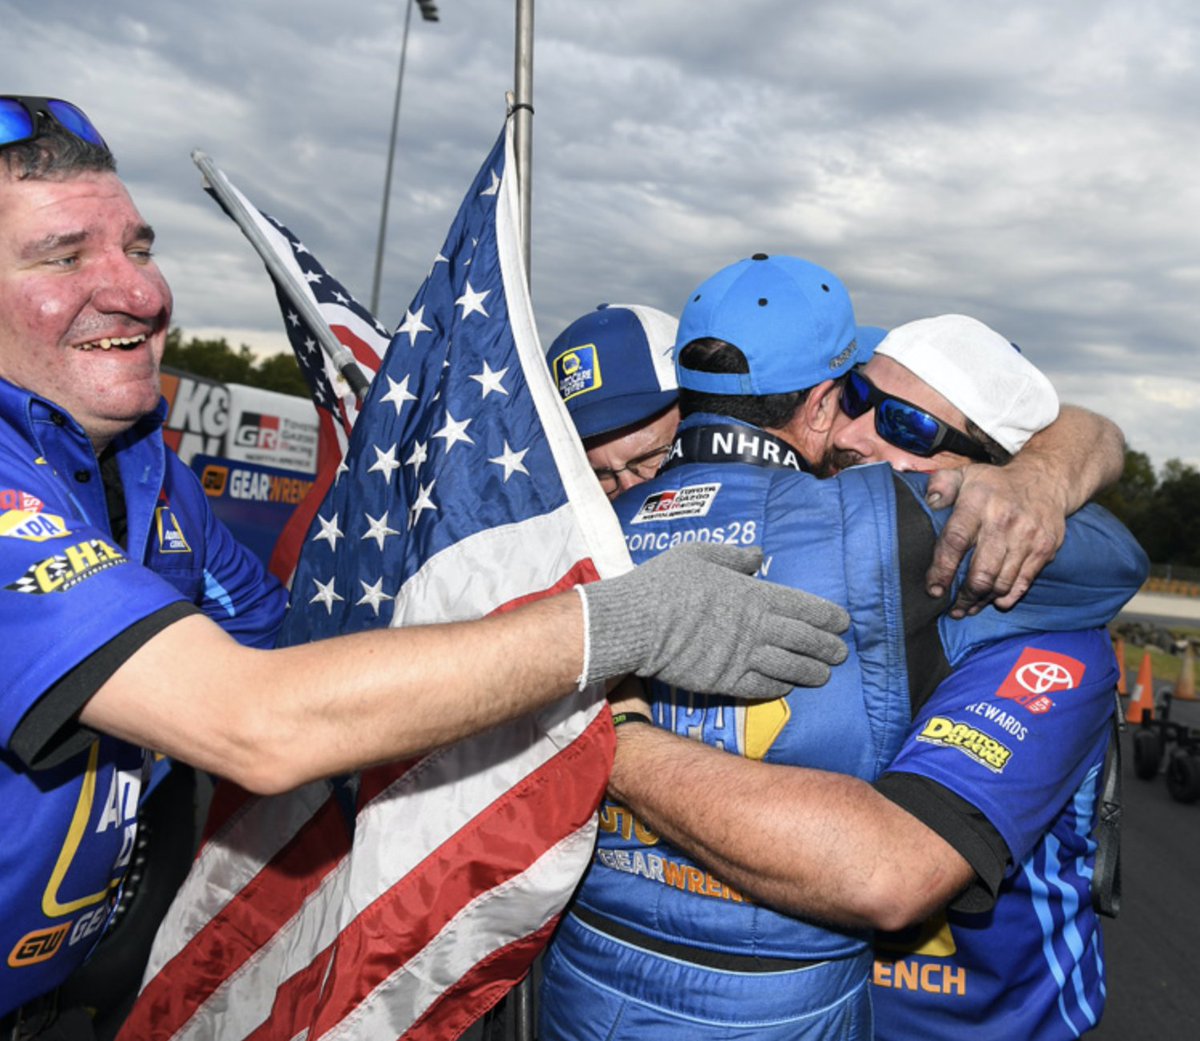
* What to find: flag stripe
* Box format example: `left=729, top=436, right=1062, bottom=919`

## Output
left=129, top=786, right=350, bottom=1041
left=387, top=504, right=602, bottom=626
left=399, top=917, right=560, bottom=1041
left=347, top=688, right=605, bottom=915
left=311, top=704, right=614, bottom=1035
left=142, top=781, right=338, bottom=977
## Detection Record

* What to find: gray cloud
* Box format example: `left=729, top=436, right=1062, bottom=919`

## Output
left=6, top=0, right=1196, bottom=468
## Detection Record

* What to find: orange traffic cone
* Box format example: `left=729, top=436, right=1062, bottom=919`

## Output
left=1174, top=643, right=1197, bottom=701
left=1114, top=636, right=1128, bottom=696
left=1126, top=650, right=1155, bottom=724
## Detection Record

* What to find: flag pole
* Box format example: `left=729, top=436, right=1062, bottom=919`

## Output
left=192, top=149, right=372, bottom=400
left=512, top=11, right=539, bottom=1039
left=512, top=0, right=535, bottom=281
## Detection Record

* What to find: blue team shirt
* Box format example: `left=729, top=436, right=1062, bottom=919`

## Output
left=0, top=377, right=287, bottom=1015
left=872, top=629, right=1117, bottom=1040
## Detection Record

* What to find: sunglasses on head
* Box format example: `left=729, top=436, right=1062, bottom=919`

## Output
left=840, top=369, right=990, bottom=462
left=0, top=95, right=108, bottom=153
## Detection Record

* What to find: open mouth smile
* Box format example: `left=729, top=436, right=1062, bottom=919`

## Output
left=73, top=334, right=148, bottom=352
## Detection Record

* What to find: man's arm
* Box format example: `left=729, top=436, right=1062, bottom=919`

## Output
left=925, top=405, right=1125, bottom=615
left=84, top=594, right=587, bottom=794
left=606, top=718, right=973, bottom=931
left=607, top=629, right=1115, bottom=935
left=79, top=542, right=849, bottom=795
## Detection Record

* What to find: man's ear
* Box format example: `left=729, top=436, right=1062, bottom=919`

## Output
left=803, top=379, right=841, bottom=433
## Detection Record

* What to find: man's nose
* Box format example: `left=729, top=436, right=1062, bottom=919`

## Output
left=90, top=255, right=170, bottom=319
left=833, top=412, right=879, bottom=456
left=615, top=468, right=646, bottom=495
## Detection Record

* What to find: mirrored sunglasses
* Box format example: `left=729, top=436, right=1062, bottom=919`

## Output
left=0, top=95, right=108, bottom=153
left=840, top=369, right=990, bottom=462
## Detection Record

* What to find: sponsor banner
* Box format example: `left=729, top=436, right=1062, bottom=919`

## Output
left=161, top=369, right=229, bottom=465
left=161, top=368, right=318, bottom=475
left=226, top=384, right=319, bottom=473
left=192, top=455, right=314, bottom=568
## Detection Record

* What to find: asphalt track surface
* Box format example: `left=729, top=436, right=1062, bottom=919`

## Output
left=1089, top=726, right=1200, bottom=1039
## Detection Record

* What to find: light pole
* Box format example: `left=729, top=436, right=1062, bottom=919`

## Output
left=370, top=0, right=439, bottom=317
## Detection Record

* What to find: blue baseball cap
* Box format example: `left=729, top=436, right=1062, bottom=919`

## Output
left=855, top=325, right=888, bottom=359
left=675, top=254, right=860, bottom=395
left=546, top=304, right=679, bottom=440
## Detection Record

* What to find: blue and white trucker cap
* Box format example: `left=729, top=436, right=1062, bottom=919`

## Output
left=675, top=254, right=861, bottom=395
left=546, top=303, right=678, bottom=440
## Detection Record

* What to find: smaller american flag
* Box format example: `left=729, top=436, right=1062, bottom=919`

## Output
left=202, top=176, right=391, bottom=584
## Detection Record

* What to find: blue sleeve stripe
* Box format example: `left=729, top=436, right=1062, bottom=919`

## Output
left=203, top=569, right=237, bottom=618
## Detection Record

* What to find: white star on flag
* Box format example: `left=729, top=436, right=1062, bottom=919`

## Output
left=470, top=361, right=510, bottom=398
left=396, top=305, right=432, bottom=346
left=432, top=411, right=474, bottom=451
left=380, top=374, right=418, bottom=415
left=408, top=479, right=437, bottom=528
left=489, top=441, right=530, bottom=482
left=455, top=281, right=490, bottom=319
left=310, top=575, right=343, bottom=613
left=361, top=511, right=400, bottom=550
left=368, top=444, right=402, bottom=483
left=405, top=440, right=429, bottom=473
left=355, top=578, right=393, bottom=617
left=312, top=512, right=343, bottom=549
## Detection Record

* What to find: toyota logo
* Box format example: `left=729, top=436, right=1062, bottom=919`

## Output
left=1016, top=661, right=1076, bottom=694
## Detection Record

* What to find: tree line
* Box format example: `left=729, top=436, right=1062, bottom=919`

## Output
left=162, top=329, right=310, bottom=399
left=1094, top=450, right=1200, bottom=572
left=165, top=331, right=1196, bottom=568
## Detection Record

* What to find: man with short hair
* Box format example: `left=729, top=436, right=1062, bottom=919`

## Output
left=538, top=256, right=1144, bottom=1040
left=0, top=99, right=851, bottom=1027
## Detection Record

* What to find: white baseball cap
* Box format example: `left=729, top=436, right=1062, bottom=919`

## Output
left=875, top=314, right=1059, bottom=454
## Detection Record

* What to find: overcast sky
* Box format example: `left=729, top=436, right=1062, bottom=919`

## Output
left=8, top=0, right=1197, bottom=470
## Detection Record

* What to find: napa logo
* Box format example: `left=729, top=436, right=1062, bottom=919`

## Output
left=0, top=489, right=70, bottom=542
left=155, top=505, right=192, bottom=555
left=0, top=507, right=71, bottom=543
left=552, top=344, right=601, bottom=401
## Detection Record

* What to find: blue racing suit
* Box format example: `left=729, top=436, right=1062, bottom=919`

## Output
left=539, top=415, right=1146, bottom=1041
left=0, top=378, right=287, bottom=1016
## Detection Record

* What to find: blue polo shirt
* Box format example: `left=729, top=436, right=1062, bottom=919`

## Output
left=0, top=377, right=287, bottom=1015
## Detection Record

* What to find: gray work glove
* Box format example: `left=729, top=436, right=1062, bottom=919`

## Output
left=579, top=542, right=850, bottom=698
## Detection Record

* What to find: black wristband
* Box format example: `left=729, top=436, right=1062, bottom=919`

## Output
left=611, top=710, right=653, bottom=728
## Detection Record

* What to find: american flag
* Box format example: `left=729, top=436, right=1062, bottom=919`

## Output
left=121, top=118, right=629, bottom=1040
left=195, top=181, right=392, bottom=585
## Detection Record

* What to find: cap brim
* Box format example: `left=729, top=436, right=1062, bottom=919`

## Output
left=570, top=390, right=678, bottom=441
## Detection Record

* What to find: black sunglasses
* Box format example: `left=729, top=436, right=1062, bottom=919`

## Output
left=0, top=95, right=108, bottom=153
left=840, top=369, right=990, bottom=462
